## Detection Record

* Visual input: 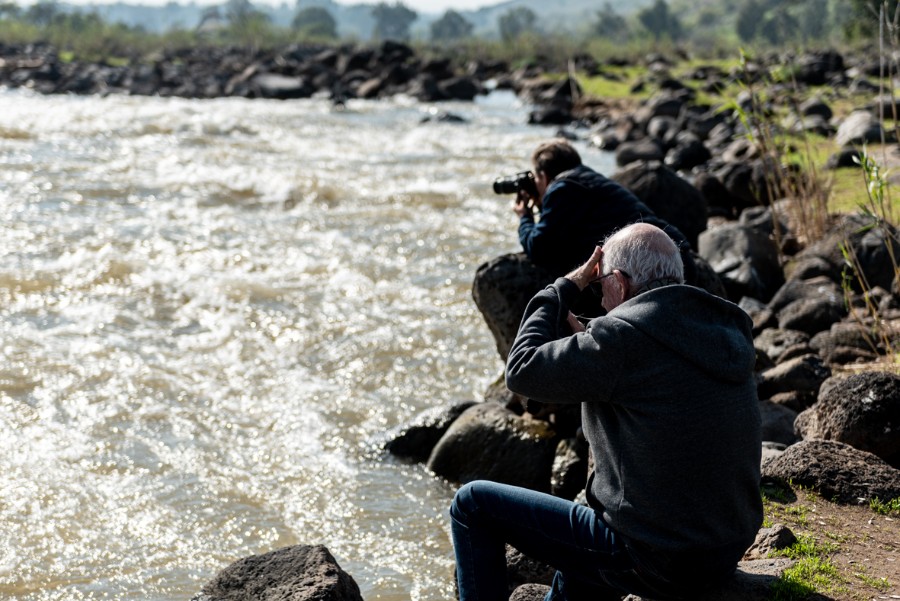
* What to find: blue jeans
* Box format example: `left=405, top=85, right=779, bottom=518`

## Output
left=449, top=480, right=636, bottom=601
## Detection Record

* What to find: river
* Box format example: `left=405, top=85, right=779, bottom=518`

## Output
left=0, top=88, right=614, bottom=600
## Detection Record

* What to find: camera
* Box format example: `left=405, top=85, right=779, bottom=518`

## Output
left=493, top=171, right=538, bottom=198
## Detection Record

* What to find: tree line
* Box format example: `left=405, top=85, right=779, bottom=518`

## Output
left=0, top=0, right=894, bottom=61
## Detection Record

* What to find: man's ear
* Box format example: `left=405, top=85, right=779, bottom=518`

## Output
left=616, top=271, right=631, bottom=301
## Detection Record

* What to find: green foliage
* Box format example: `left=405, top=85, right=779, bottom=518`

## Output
left=637, top=0, right=682, bottom=42
left=869, top=496, right=900, bottom=515
left=771, top=536, right=845, bottom=600
left=430, top=9, right=472, bottom=42
left=498, top=6, right=537, bottom=43
left=845, top=0, right=900, bottom=39
left=371, top=2, right=417, bottom=41
left=292, top=7, right=336, bottom=39
left=593, top=2, right=629, bottom=43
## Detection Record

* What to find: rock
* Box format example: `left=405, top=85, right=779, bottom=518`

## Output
left=612, top=161, right=708, bottom=249
left=665, top=134, right=711, bottom=171
left=383, top=401, right=477, bottom=462
left=626, top=558, right=796, bottom=601
left=744, top=524, right=797, bottom=560
left=796, top=213, right=900, bottom=294
left=761, top=441, right=787, bottom=465
left=198, top=544, right=362, bottom=601
left=250, top=73, right=314, bottom=99
left=615, top=139, right=665, bottom=167
left=835, top=110, right=885, bottom=147
left=697, top=223, right=783, bottom=303
left=509, top=583, right=551, bottom=601
left=776, top=296, right=845, bottom=336
left=426, top=403, right=559, bottom=491
left=798, top=97, right=833, bottom=121
left=767, top=276, right=843, bottom=315
left=754, top=329, right=810, bottom=364
left=759, top=401, right=799, bottom=446
left=471, top=253, right=555, bottom=361
left=825, top=148, right=863, bottom=170
left=809, top=321, right=881, bottom=364
left=762, top=440, right=900, bottom=504
left=795, top=371, right=900, bottom=466
left=550, top=437, right=588, bottom=500
left=756, top=354, right=831, bottom=401
left=438, top=75, right=481, bottom=101
left=506, top=547, right=556, bottom=595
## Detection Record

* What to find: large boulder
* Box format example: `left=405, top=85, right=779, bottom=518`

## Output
left=795, top=213, right=900, bottom=294
left=612, top=161, right=708, bottom=249
left=383, top=401, right=476, bottom=462
left=795, top=372, right=900, bottom=467
left=835, top=110, right=886, bottom=147
left=759, top=401, right=799, bottom=446
left=756, top=354, right=831, bottom=403
left=472, top=253, right=554, bottom=361
left=198, top=545, right=362, bottom=601
left=762, top=440, right=900, bottom=504
left=426, top=403, right=559, bottom=491
left=697, top=223, right=784, bottom=303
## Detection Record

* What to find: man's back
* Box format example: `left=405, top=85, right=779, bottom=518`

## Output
left=506, top=280, right=762, bottom=583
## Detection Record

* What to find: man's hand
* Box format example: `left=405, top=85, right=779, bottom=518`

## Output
left=566, top=311, right=585, bottom=333
left=564, top=246, right=603, bottom=291
left=512, top=189, right=533, bottom=217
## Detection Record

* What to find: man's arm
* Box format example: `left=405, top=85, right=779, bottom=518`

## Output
left=505, top=249, right=619, bottom=404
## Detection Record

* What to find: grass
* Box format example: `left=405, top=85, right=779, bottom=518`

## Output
left=762, top=484, right=900, bottom=601
left=869, top=497, right=900, bottom=515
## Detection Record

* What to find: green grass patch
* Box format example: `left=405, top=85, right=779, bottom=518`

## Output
left=576, top=67, right=648, bottom=101
left=854, top=569, right=891, bottom=592
left=869, top=497, right=900, bottom=516
left=771, top=536, right=846, bottom=600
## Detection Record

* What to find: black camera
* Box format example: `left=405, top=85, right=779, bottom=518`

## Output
left=493, top=171, right=537, bottom=198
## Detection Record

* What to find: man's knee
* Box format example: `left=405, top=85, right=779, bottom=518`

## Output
left=450, top=480, right=480, bottom=524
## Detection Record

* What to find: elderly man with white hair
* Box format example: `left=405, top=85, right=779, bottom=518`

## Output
left=449, top=223, right=762, bottom=601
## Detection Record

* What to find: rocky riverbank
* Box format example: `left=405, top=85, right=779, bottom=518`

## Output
left=7, top=39, right=896, bottom=600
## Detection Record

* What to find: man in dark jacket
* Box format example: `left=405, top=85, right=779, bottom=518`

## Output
left=450, top=223, right=762, bottom=601
left=514, top=139, right=695, bottom=284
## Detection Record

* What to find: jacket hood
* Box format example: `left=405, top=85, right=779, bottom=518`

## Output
left=605, top=285, right=756, bottom=382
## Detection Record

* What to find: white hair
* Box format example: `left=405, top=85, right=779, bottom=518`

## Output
left=602, top=223, right=685, bottom=294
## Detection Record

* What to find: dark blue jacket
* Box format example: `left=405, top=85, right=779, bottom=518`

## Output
left=519, top=165, right=692, bottom=278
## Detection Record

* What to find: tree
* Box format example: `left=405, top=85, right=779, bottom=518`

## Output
left=758, top=5, right=799, bottom=45
left=25, top=0, right=60, bottom=26
left=637, top=0, right=682, bottom=42
left=0, top=1, right=22, bottom=19
left=845, top=0, right=899, bottom=37
left=223, top=0, right=272, bottom=48
left=735, top=0, right=762, bottom=42
left=593, top=2, right=628, bottom=40
left=498, top=6, right=536, bottom=42
left=430, top=9, right=472, bottom=41
left=292, top=6, right=336, bottom=38
left=371, top=2, right=417, bottom=41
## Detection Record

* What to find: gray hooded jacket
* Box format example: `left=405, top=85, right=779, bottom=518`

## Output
left=506, top=278, right=762, bottom=577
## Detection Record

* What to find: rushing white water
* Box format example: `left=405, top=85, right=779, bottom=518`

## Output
left=0, top=87, right=614, bottom=600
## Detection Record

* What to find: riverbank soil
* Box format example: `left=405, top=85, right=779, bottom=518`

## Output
left=763, top=485, right=900, bottom=600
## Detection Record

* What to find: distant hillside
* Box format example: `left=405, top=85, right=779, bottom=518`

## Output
left=70, top=0, right=655, bottom=38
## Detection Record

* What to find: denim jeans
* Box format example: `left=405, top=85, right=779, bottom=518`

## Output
left=449, top=480, right=635, bottom=601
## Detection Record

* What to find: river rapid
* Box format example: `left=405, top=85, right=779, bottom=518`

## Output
left=0, top=88, right=613, bottom=600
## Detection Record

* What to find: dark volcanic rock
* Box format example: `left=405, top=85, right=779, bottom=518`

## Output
left=426, top=403, right=559, bottom=491
left=199, top=544, right=362, bottom=601
left=762, top=440, right=900, bottom=504
left=795, top=371, right=900, bottom=466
